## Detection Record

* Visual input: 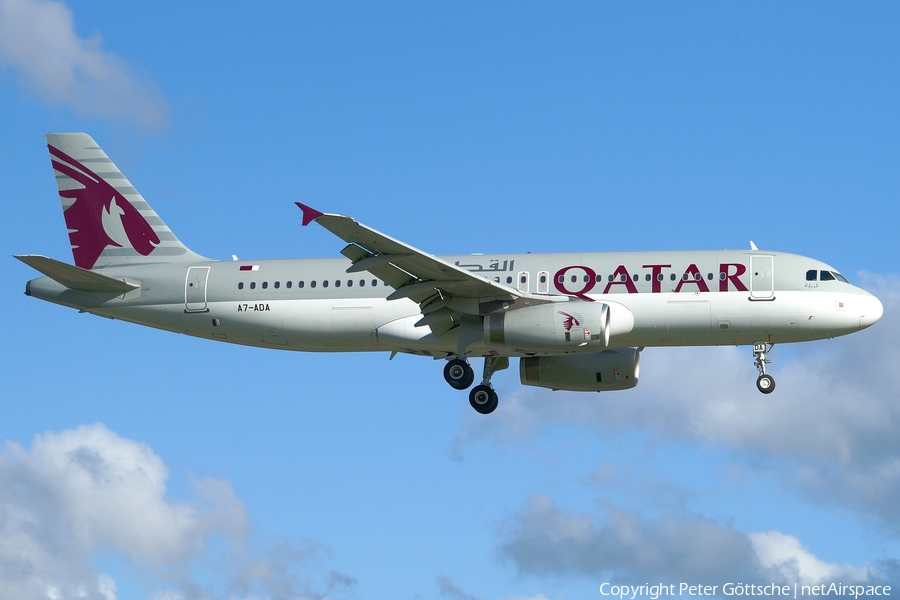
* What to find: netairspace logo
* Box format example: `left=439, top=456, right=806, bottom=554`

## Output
left=599, top=583, right=892, bottom=600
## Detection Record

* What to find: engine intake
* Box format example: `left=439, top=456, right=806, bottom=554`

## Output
left=520, top=348, right=641, bottom=391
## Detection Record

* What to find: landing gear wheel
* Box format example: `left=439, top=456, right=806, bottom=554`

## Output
left=469, top=384, right=499, bottom=414
left=756, top=374, right=776, bottom=394
left=444, top=358, right=474, bottom=390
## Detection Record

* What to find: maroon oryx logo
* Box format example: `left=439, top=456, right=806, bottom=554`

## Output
left=49, top=145, right=160, bottom=269
left=558, top=311, right=581, bottom=331
left=559, top=310, right=592, bottom=341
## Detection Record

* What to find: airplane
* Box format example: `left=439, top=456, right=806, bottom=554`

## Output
left=17, top=133, right=884, bottom=414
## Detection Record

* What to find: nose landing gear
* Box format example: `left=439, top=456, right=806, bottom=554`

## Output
left=753, top=343, right=775, bottom=394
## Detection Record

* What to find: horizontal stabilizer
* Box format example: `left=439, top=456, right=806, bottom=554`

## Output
left=15, top=255, right=139, bottom=293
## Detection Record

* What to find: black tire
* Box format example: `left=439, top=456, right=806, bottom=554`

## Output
left=756, top=374, right=776, bottom=394
left=444, top=358, right=474, bottom=390
left=469, top=385, right=498, bottom=414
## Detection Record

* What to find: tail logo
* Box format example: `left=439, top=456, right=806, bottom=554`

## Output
left=49, top=145, right=160, bottom=269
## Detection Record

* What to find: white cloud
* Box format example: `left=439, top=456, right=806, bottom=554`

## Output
left=0, top=0, right=168, bottom=129
left=750, top=531, right=869, bottom=585
left=0, top=423, right=354, bottom=600
left=498, top=494, right=755, bottom=582
left=498, top=494, right=878, bottom=585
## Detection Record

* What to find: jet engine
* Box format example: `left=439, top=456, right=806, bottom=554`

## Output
left=484, top=301, right=610, bottom=352
left=519, top=348, right=641, bottom=391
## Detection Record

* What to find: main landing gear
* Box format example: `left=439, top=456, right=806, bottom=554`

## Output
left=753, top=343, right=775, bottom=394
left=443, top=358, right=474, bottom=390
left=443, top=356, right=508, bottom=414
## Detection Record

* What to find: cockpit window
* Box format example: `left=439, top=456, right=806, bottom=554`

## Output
left=833, top=272, right=849, bottom=283
left=819, top=271, right=835, bottom=281
left=806, top=269, right=817, bottom=281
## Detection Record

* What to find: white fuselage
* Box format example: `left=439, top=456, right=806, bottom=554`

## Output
left=25, top=249, right=883, bottom=359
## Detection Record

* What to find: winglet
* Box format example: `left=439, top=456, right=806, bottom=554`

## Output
left=295, top=202, right=325, bottom=226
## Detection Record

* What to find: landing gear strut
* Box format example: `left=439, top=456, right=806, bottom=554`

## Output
left=468, top=356, right=508, bottom=415
left=753, top=343, right=775, bottom=394
left=443, top=358, right=474, bottom=390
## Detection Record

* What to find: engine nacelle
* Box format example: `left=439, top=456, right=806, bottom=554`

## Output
left=519, top=348, right=641, bottom=391
left=484, top=301, right=610, bottom=353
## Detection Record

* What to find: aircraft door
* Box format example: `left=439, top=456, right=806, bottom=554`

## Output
left=517, top=271, right=530, bottom=294
left=185, top=266, right=210, bottom=312
left=750, top=255, right=774, bottom=299
left=537, top=271, right=550, bottom=294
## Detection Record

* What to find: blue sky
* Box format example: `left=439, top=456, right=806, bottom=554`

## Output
left=1, top=2, right=899, bottom=599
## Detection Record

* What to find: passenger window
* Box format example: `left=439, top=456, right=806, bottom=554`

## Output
left=540, top=275, right=547, bottom=283
left=274, top=281, right=280, bottom=289
left=372, top=279, right=377, bottom=286
left=238, top=282, right=244, bottom=290
left=658, top=273, right=664, bottom=281
left=596, top=274, right=603, bottom=282
left=262, top=282, right=268, bottom=289
left=583, top=275, right=590, bottom=282
left=507, top=276, right=512, bottom=284
left=633, top=274, right=639, bottom=281
left=250, top=282, right=256, bottom=289
left=323, top=280, right=329, bottom=287
left=335, top=280, right=341, bottom=287
left=694, top=273, right=701, bottom=281
left=645, top=274, right=651, bottom=282
left=670, top=274, right=676, bottom=281
left=719, top=272, right=726, bottom=280
left=298, top=281, right=304, bottom=288
left=310, top=281, right=316, bottom=288
left=806, top=270, right=818, bottom=281
left=347, top=280, right=353, bottom=287
left=494, top=277, right=500, bottom=283
left=520, top=275, right=527, bottom=284
left=620, top=274, right=627, bottom=282
left=682, top=273, right=689, bottom=281
left=360, top=279, right=365, bottom=286
left=608, top=275, right=614, bottom=282
left=707, top=273, right=713, bottom=280
left=820, top=271, right=835, bottom=281
left=286, top=281, right=292, bottom=289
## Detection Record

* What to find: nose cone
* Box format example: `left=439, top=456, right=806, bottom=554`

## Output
left=859, top=293, right=884, bottom=329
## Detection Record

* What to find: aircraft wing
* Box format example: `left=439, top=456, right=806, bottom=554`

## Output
left=296, top=203, right=542, bottom=336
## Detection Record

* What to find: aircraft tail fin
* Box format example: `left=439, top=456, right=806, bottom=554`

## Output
left=46, top=133, right=205, bottom=270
